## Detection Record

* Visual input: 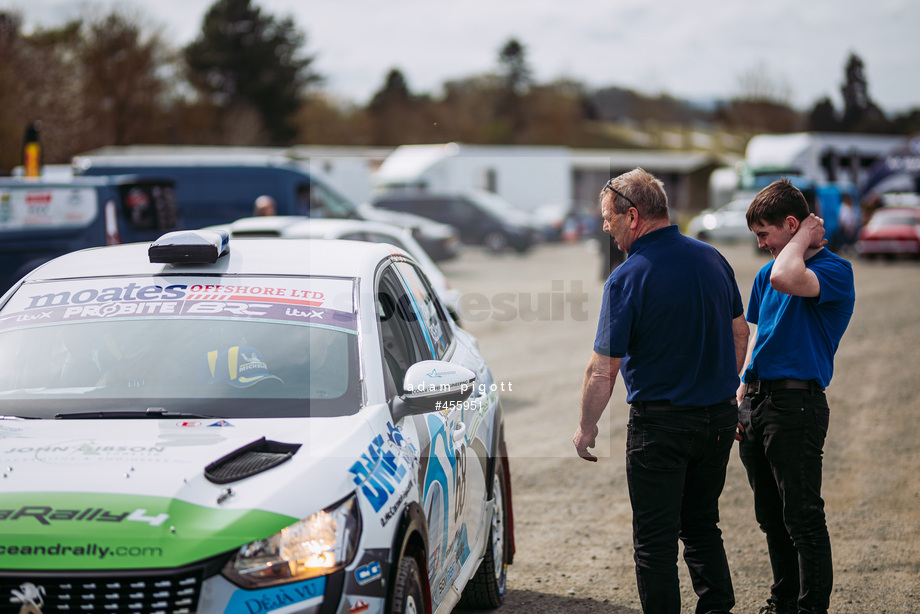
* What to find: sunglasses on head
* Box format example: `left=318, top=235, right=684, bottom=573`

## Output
left=603, top=180, right=637, bottom=208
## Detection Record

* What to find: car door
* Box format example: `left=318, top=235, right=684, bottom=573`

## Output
left=376, top=262, right=470, bottom=599
left=391, top=262, right=487, bottom=586
left=439, top=198, right=481, bottom=243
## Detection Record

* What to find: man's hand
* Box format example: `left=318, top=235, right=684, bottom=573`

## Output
left=573, top=424, right=599, bottom=462
left=797, top=213, right=828, bottom=249
left=576, top=352, right=620, bottom=463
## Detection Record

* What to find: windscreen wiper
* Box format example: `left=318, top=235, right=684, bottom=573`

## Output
left=54, top=408, right=217, bottom=420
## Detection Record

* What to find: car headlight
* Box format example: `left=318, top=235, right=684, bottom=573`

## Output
left=223, top=495, right=361, bottom=588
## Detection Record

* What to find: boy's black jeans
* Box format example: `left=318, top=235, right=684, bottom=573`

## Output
left=738, top=388, right=832, bottom=614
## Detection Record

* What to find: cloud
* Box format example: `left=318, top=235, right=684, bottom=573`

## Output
left=16, top=0, right=920, bottom=111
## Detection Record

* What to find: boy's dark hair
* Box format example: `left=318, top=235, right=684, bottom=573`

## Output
left=746, top=178, right=810, bottom=229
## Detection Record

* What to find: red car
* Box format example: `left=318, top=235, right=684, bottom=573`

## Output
left=856, top=207, right=920, bottom=258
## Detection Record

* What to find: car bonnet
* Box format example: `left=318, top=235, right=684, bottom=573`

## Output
left=0, top=411, right=386, bottom=570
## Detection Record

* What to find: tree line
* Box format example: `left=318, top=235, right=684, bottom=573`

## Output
left=2, top=0, right=918, bottom=173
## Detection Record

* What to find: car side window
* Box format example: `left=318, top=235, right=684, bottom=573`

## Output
left=339, top=232, right=370, bottom=242
left=363, top=232, right=409, bottom=252
left=443, top=198, right=477, bottom=223
left=311, top=181, right=358, bottom=218
left=296, top=184, right=312, bottom=216
left=375, top=199, right=413, bottom=214
left=377, top=269, right=429, bottom=398
left=393, top=261, right=453, bottom=359
left=409, top=200, right=451, bottom=225
left=297, top=181, right=357, bottom=219
left=412, top=199, right=449, bottom=225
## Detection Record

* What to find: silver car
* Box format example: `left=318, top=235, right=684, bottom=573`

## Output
left=209, top=217, right=462, bottom=324
left=687, top=198, right=753, bottom=243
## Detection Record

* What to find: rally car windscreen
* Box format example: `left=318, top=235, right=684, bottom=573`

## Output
left=0, top=275, right=361, bottom=419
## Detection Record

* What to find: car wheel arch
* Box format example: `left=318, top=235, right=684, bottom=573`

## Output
left=486, top=410, right=514, bottom=563
left=493, top=436, right=515, bottom=565
left=388, top=500, right=431, bottom=612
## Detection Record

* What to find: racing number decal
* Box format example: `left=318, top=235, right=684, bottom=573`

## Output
left=424, top=414, right=455, bottom=557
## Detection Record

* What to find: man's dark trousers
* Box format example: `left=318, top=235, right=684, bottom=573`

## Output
left=626, top=400, right=737, bottom=614
left=738, top=388, right=833, bottom=614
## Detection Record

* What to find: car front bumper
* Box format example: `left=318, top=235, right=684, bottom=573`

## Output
left=856, top=239, right=920, bottom=254
left=0, top=554, right=395, bottom=614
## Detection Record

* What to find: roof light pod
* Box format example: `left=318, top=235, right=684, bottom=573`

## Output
left=148, top=229, right=230, bottom=264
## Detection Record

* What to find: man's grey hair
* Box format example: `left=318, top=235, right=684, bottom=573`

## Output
left=600, top=167, right=669, bottom=220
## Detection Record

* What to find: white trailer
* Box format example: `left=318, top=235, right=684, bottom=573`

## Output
left=372, top=143, right=571, bottom=212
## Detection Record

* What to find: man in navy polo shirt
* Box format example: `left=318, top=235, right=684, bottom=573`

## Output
left=737, top=179, right=855, bottom=614
left=574, top=168, right=750, bottom=614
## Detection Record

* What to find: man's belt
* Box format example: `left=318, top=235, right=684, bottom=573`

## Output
left=632, top=398, right=736, bottom=411
left=744, top=379, right=824, bottom=395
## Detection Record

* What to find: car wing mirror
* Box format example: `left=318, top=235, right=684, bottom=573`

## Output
left=391, top=360, right=475, bottom=421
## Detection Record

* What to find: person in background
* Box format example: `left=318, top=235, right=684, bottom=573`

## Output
left=833, top=193, right=858, bottom=253
left=574, top=167, right=749, bottom=614
left=737, top=178, right=855, bottom=614
left=254, top=195, right=277, bottom=216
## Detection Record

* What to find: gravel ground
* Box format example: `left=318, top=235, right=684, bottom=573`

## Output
left=444, top=240, right=920, bottom=614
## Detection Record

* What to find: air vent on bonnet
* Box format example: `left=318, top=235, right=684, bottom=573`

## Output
left=205, top=438, right=302, bottom=484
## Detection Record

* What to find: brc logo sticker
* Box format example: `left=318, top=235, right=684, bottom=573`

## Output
left=185, top=302, right=268, bottom=317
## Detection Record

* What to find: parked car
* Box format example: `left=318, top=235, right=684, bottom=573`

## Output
left=532, top=200, right=599, bottom=243
left=370, top=189, right=541, bottom=254
left=210, top=216, right=462, bottom=323
left=0, top=230, right=513, bottom=614
left=687, top=198, right=753, bottom=243
left=357, top=203, right=460, bottom=262
left=856, top=206, right=920, bottom=258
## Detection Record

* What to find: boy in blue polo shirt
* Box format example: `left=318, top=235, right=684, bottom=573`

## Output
left=738, top=179, right=855, bottom=614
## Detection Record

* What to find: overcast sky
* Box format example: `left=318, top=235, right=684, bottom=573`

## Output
left=10, top=0, right=920, bottom=113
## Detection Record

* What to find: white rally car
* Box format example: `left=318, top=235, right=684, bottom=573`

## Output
left=0, top=231, right=513, bottom=614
